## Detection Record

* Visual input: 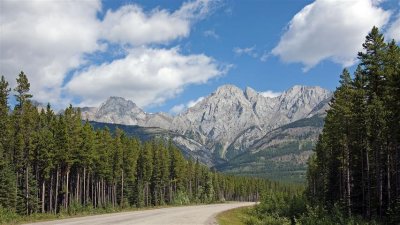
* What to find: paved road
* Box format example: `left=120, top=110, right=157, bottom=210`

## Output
left=24, top=202, right=255, bottom=225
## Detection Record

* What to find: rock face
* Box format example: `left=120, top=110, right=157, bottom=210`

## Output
left=170, top=85, right=331, bottom=159
left=81, top=84, right=331, bottom=166
left=171, top=85, right=262, bottom=158
left=81, top=97, right=172, bottom=129
left=216, top=115, right=325, bottom=182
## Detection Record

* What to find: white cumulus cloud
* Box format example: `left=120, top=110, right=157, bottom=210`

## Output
left=170, top=104, right=186, bottom=115
left=0, top=0, right=102, bottom=105
left=272, top=0, right=391, bottom=71
left=203, top=30, right=219, bottom=39
left=0, top=0, right=223, bottom=109
left=101, top=0, right=217, bottom=46
left=66, top=48, right=228, bottom=107
left=386, top=13, right=400, bottom=41
left=233, top=46, right=258, bottom=58
left=170, top=96, right=205, bottom=114
left=260, top=90, right=282, bottom=98
left=101, top=1, right=212, bottom=46
left=187, top=96, right=205, bottom=108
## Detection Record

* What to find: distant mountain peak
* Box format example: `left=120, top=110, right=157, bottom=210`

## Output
left=214, top=84, right=243, bottom=96
left=244, top=86, right=258, bottom=100
left=102, top=96, right=138, bottom=107
left=81, top=96, right=172, bottom=128
left=108, top=96, right=126, bottom=100
left=80, top=84, right=331, bottom=161
left=284, top=85, right=327, bottom=94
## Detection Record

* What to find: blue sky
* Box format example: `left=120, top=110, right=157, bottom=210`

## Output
left=1, top=0, right=399, bottom=113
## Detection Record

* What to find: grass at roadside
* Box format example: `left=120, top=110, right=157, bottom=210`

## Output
left=216, top=206, right=253, bottom=225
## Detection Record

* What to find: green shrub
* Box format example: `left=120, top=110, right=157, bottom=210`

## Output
left=261, top=214, right=291, bottom=225
left=0, top=206, right=19, bottom=225
left=172, top=191, right=190, bottom=205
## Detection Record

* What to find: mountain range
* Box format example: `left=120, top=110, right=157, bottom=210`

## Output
left=80, top=84, right=332, bottom=182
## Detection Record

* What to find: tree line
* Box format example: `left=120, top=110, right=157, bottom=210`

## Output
left=306, top=27, right=400, bottom=223
left=0, top=72, right=274, bottom=216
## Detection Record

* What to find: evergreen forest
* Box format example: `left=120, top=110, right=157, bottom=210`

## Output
left=243, top=27, right=400, bottom=225
left=0, top=71, right=276, bottom=223
left=306, top=26, right=400, bottom=223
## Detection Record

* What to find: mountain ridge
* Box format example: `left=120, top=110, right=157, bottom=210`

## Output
left=80, top=84, right=331, bottom=158
left=77, top=84, right=332, bottom=181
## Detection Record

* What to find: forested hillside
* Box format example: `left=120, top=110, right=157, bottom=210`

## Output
left=217, top=115, right=324, bottom=183
left=0, top=72, right=274, bottom=222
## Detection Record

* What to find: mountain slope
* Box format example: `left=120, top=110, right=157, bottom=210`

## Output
left=81, top=84, right=331, bottom=182
left=171, top=84, right=331, bottom=160
left=216, top=115, right=324, bottom=183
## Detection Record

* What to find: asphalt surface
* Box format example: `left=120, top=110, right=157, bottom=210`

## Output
left=23, top=202, right=255, bottom=225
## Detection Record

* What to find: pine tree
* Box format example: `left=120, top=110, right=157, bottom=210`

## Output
left=14, top=71, right=32, bottom=110
left=12, top=72, right=38, bottom=215
left=34, top=108, right=55, bottom=212
left=0, top=76, right=11, bottom=157
left=122, top=137, right=139, bottom=207
left=80, top=121, right=95, bottom=206
left=383, top=40, right=400, bottom=207
left=0, top=76, right=17, bottom=209
left=307, top=27, right=400, bottom=222
left=169, top=143, right=185, bottom=201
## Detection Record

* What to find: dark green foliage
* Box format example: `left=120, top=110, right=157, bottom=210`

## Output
left=306, top=27, right=400, bottom=223
left=245, top=190, right=379, bottom=225
left=246, top=27, right=399, bottom=225
left=0, top=162, right=16, bottom=209
left=14, top=71, right=32, bottom=109
left=0, top=72, right=274, bottom=223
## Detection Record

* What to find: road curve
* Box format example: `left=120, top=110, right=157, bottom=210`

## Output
left=24, top=202, right=255, bottom=225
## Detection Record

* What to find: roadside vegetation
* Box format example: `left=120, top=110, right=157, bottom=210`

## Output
left=217, top=206, right=253, bottom=225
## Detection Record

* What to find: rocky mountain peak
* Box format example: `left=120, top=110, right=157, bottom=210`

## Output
left=100, top=96, right=141, bottom=112
left=80, top=84, right=331, bottom=161
left=244, top=87, right=259, bottom=102
left=214, top=84, right=244, bottom=97
left=93, top=97, right=146, bottom=125
left=80, top=96, right=172, bottom=128
left=281, top=85, right=329, bottom=99
left=276, top=85, right=331, bottom=121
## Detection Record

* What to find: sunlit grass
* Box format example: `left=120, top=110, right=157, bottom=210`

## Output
left=216, top=206, right=252, bottom=225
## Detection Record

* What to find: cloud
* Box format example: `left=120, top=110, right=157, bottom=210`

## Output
left=386, top=13, right=400, bottom=41
left=170, top=104, right=186, bottom=114
left=0, top=0, right=222, bottom=109
left=233, top=46, right=258, bottom=58
left=101, top=0, right=219, bottom=46
left=272, top=0, right=391, bottom=71
left=170, top=96, right=205, bottom=114
left=101, top=5, right=190, bottom=46
left=203, top=30, right=219, bottom=39
left=187, top=96, right=205, bottom=108
left=65, top=48, right=228, bottom=107
left=0, top=0, right=102, bottom=105
left=260, top=52, right=270, bottom=62
left=260, top=90, right=282, bottom=98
